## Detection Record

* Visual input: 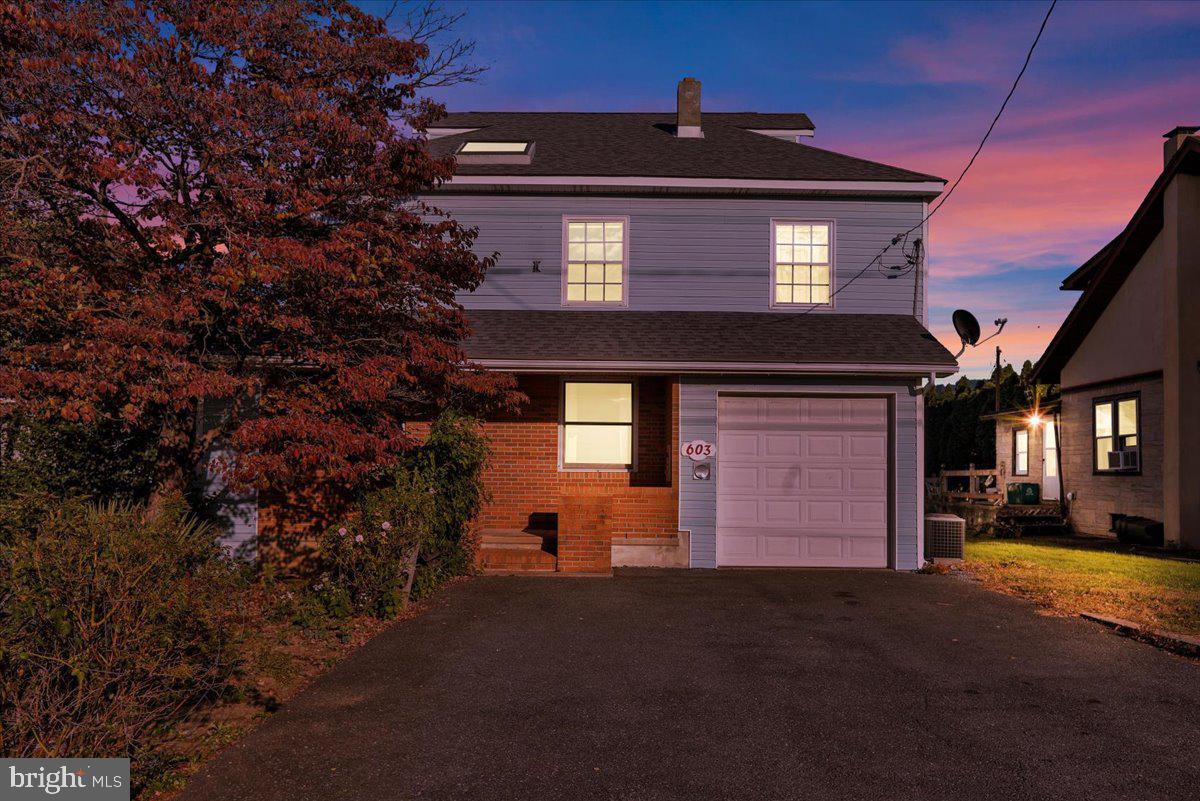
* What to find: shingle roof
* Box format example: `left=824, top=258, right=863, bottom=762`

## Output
left=462, top=310, right=957, bottom=370
left=428, top=112, right=943, bottom=184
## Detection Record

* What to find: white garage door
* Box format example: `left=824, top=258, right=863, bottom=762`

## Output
left=717, top=396, right=889, bottom=568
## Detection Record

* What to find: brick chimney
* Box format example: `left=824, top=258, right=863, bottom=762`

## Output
left=676, top=77, right=702, bottom=138
left=1163, top=125, right=1199, bottom=166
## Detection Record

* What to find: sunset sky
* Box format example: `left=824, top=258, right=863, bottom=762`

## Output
left=383, top=0, right=1200, bottom=378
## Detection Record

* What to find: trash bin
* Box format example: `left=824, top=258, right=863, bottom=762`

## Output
left=1006, top=482, right=1041, bottom=505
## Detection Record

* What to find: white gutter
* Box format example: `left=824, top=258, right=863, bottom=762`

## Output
left=442, top=175, right=946, bottom=195
left=473, top=358, right=958, bottom=377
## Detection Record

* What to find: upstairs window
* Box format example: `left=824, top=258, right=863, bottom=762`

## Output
left=772, top=221, right=832, bottom=306
left=1094, top=394, right=1140, bottom=473
left=563, top=218, right=626, bottom=305
left=562, top=381, right=633, bottom=468
left=1012, top=428, right=1029, bottom=476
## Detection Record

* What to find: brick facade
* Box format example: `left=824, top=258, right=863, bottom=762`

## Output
left=477, top=374, right=680, bottom=539
left=557, top=494, right=614, bottom=573
left=1060, top=376, right=1164, bottom=537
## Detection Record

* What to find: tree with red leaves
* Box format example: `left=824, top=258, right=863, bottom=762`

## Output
left=0, top=1, right=516, bottom=501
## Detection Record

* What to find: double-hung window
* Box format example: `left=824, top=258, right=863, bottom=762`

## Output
left=1094, top=394, right=1139, bottom=472
left=562, top=381, right=633, bottom=469
left=1013, top=428, right=1029, bottom=475
left=564, top=218, right=626, bottom=305
left=772, top=221, right=833, bottom=306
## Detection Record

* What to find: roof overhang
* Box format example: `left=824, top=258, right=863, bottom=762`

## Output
left=439, top=174, right=946, bottom=198
left=473, top=358, right=957, bottom=378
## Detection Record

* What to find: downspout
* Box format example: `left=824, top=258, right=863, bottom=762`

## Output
left=1054, top=411, right=1067, bottom=523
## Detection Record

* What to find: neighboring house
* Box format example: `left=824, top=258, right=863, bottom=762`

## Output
left=986, top=399, right=1062, bottom=503
left=1032, top=127, right=1200, bottom=549
left=391, top=77, right=957, bottom=573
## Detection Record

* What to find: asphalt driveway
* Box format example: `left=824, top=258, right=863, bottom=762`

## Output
left=181, top=569, right=1200, bottom=801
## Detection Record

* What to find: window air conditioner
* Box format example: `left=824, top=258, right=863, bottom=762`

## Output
left=1107, top=449, right=1139, bottom=471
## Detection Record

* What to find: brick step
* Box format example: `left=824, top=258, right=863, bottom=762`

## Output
left=478, top=546, right=557, bottom=574
left=479, top=528, right=554, bottom=550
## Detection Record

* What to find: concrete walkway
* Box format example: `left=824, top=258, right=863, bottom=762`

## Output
left=181, top=569, right=1200, bottom=800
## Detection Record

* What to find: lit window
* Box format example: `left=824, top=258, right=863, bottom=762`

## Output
left=457, top=141, right=530, bottom=154
left=563, top=382, right=633, bottom=468
left=564, top=219, right=625, bottom=304
left=1094, top=395, right=1139, bottom=472
left=773, top=221, right=832, bottom=306
left=1013, top=429, right=1029, bottom=475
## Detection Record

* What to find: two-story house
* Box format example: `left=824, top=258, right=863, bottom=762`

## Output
left=1031, top=127, right=1200, bottom=549
left=412, top=78, right=957, bottom=574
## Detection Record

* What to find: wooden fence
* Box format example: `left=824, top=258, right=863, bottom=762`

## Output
left=935, top=463, right=1005, bottom=503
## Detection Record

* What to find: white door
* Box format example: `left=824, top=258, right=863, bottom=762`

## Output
left=1042, top=418, right=1060, bottom=501
left=716, top=396, right=890, bottom=568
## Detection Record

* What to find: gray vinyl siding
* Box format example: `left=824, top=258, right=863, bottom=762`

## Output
left=679, top=377, right=921, bottom=570
left=197, top=397, right=258, bottom=561
left=427, top=194, right=925, bottom=321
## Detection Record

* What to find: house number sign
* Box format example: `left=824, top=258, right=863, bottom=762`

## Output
left=681, top=440, right=715, bottom=461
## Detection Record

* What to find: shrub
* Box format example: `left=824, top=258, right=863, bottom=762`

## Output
left=0, top=494, right=244, bottom=762
left=404, top=411, right=490, bottom=598
left=314, top=468, right=436, bottom=619
left=0, top=415, right=160, bottom=508
left=311, top=410, right=489, bottom=618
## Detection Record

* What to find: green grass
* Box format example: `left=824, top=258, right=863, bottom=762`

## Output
left=964, top=538, right=1200, bottom=635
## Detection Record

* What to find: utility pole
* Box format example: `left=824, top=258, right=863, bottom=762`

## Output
left=994, top=346, right=1002, bottom=413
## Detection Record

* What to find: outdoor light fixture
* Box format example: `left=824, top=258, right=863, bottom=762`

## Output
left=1029, top=413, right=1043, bottom=427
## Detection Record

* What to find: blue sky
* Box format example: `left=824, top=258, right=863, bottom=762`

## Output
left=360, top=0, right=1200, bottom=377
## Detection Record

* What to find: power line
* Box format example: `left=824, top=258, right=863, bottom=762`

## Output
left=794, top=0, right=1057, bottom=314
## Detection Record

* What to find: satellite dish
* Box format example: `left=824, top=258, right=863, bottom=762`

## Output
left=952, top=309, right=981, bottom=347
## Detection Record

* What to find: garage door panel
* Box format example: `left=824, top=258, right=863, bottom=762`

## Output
left=805, top=435, right=845, bottom=458
left=719, top=431, right=759, bottom=457
left=807, top=536, right=843, bottom=558
left=848, top=434, right=887, bottom=459
left=717, top=498, right=760, bottom=525
left=717, top=395, right=889, bottom=568
left=764, top=467, right=800, bottom=490
left=718, top=465, right=760, bottom=491
left=805, top=467, right=843, bottom=491
left=763, top=434, right=801, bottom=457
left=848, top=467, right=886, bottom=492
left=763, top=500, right=801, bottom=524
left=848, top=501, right=886, bottom=524
left=762, top=536, right=801, bottom=558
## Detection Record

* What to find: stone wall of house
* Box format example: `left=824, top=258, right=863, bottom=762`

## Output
left=474, top=374, right=679, bottom=539
left=995, top=418, right=1045, bottom=490
left=1060, top=376, right=1164, bottom=537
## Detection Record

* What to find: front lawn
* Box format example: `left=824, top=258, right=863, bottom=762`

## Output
left=963, top=538, right=1200, bottom=635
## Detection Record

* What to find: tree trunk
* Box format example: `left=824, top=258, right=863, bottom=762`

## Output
left=401, top=542, right=421, bottom=609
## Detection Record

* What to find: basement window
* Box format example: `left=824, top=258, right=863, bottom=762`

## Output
left=562, top=381, right=633, bottom=469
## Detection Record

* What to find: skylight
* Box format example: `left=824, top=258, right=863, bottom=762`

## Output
left=458, top=141, right=531, bottom=154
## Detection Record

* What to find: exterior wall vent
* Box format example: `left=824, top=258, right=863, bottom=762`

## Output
left=924, top=513, right=965, bottom=562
